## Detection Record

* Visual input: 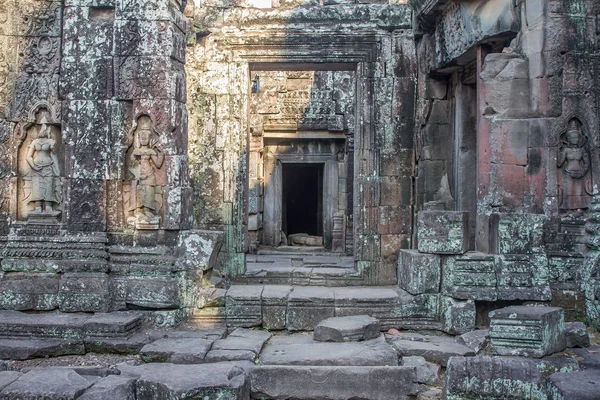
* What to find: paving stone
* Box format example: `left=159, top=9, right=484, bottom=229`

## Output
left=445, top=356, right=547, bottom=400
left=456, top=329, right=490, bottom=353
left=250, top=365, right=418, bottom=400
left=565, top=322, right=590, bottom=348
left=78, top=375, right=136, bottom=400
left=22, top=366, right=120, bottom=378
left=286, top=286, right=335, bottom=330
left=401, top=355, right=440, bottom=384
left=84, top=333, right=151, bottom=355
left=387, top=335, right=474, bottom=366
left=0, top=338, right=85, bottom=360
left=260, top=335, right=397, bottom=366
left=0, top=372, right=22, bottom=391
left=0, top=368, right=94, bottom=399
left=211, top=328, right=271, bottom=355
left=140, top=337, right=213, bottom=364
left=314, top=315, right=380, bottom=342
left=546, top=370, right=600, bottom=400
left=204, top=349, right=257, bottom=363
left=149, top=327, right=228, bottom=341
left=125, top=363, right=249, bottom=400
left=489, top=306, right=566, bottom=358
left=571, top=345, right=600, bottom=369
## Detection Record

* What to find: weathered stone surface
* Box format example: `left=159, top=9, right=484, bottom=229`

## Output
left=84, top=333, right=151, bottom=355
left=260, top=335, right=397, bottom=366
left=205, top=349, right=257, bottom=363
left=83, top=312, right=143, bottom=338
left=226, top=285, right=263, bottom=328
left=314, top=315, right=380, bottom=342
left=456, top=329, right=490, bottom=353
left=0, top=338, right=85, bottom=360
left=211, top=328, right=271, bottom=356
left=445, top=356, right=547, bottom=400
left=261, top=285, right=292, bottom=330
left=489, top=306, right=566, bottom=358
left=442, top=253, right=497, bottom=300
left=442, top=296, right=476, bottom=335
left=398, top=250, right=440, bottom=294
left=78, top=375, right=136, bottom=400
left=417, top=211, right=468, bottom=254
left=0, top=368, right=93, bottom=399
left=546, top=370, right=600, bottom=400
left=57, top=273, right=110, bottom=312
left=286, top=286, right=335, bottom=331
left=0, top=372, right=22, bottom=391
left=571, top=345, right=600, bottom=369
left=124, top=363, right=249, bottom=400
left=387, top=335, right=474, bottom=366
left=565, top=322, right=590, bottom=348
left=140, top=337, right=213, bottom=364
left=401, top=356, right=440, bottom=384
left=250, top=366, right=418, bottom=400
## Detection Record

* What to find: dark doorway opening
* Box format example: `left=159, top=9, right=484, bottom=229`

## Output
left=282, top=163, right=323, bottom=237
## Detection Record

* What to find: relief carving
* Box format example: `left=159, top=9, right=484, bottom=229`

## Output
left=124, top=114, right=165, bottom=229
left=18, top=107, right=62, bottom=222
left=557, top=118, right=591, bottom=211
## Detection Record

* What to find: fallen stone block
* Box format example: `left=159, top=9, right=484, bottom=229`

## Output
left=314, top=315, right=380, bottom=342
left=78, top=375, right=136, bottom=400
left=565, top=322, right=590, bottom=348
left=0, top=368, right=93, bottom=399
left=489, top=306, right=566, bottom=358
left=401, top=356, right=440, bottom=384
left=0, top=371, right=22, bottom=391
left=0, top=338, right=85, bottom=360
left=250, top=365, right=418, bottom=400
left=546, top=370, right=600, bottom=400
left=127, top=363, right=249, bottom=400
left=387, top=335, right=474, bottom=366
left=398, top=250, right=441, bottom=294
left=417, top=211, right=468, bottom=254
left=445, top=356, right=547, bottom=400
left=260, top=335, right=397, bottom=366
left=456, top=329, right=489, bottom=353
left=140, top=337, right=213, bottom=363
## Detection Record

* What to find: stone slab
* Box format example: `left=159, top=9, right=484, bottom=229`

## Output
left=546, top=370, right=600, bottom=400
left=314, top=315, right=381, bottom=342
left=489, top=306, right=566, bottom=358
left=0, top=311, right=90, bottom=339
left=123, top=363, right=249, bottom=400
left=0, top=372, right=22, bottom=391
left=0, top=368, right=93, bottom=399
left=205, top=349, right=257, bottom=363
left=387, top=335, right=474, bottom=366
left=211, top=328, right=271, bottom=355
left=0, top=338, right=85, bottom=360
left=78, top=375, right=136, bottom=400
left=260, top=335, right=397, bottom=366
left=445, top=356, right=547, bottom=400
left=140, top=337, right=213, bottom=364
left=250, top=366, right=418, bottom=400
left=83, top=312, right=143, bottom=338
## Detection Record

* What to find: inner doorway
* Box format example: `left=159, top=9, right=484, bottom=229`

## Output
left=282, top=163, right=324, bottom=238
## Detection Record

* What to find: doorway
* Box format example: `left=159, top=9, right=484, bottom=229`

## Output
left=282, top=163, right=324, bottom=237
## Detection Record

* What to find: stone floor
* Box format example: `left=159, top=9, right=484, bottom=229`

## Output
left=0, top=310, right=598, bottom=399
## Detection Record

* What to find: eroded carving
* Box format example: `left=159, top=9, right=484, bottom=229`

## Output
left=18, top=108, right=62, bottom=222
left=124, top=114, right=165, bottom=229
left=557, top=118, right=591, bottom=211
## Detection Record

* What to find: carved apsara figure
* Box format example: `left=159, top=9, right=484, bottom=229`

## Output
left=127, top=114, right=164, bottom=224
left=25, top=111, right=61, bottom=214
left=557, top=118, right=591, bottom=210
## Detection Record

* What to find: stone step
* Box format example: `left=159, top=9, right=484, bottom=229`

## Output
left=192, top=284, right=470, bottom=334
left=0, top=311, right=143, bottom=339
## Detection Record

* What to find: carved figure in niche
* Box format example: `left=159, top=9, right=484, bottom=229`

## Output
left=557, top=118, right=591, bottom=211
left=22, top=109, right=61, bottom=217
left=125, top=114, right=164, bottom=227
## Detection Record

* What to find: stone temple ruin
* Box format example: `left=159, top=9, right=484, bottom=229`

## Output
left=0, top=0, right=598, bottom=398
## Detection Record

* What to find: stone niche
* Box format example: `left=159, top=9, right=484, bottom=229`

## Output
left=247, top=70, right=355, bottom=253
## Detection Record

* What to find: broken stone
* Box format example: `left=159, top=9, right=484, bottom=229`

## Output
left=140, top=337, right=213, bottom=364
left=1, top=368, right=93, bottom=399
left=546, top=370, right=600, bottom=400
left=314, top=315, right=381, bottom=342
left=76, top=376, right=137, bottom=400
left=401, top=356, right=440, bottom=384
left=0, top=338, right=85, bottom=360
left=126, top=363, right=249, bottom=400
left=250, top=366, right=418, bottom=400
left=565, top=322, right=590, bottom=348
left=387, top=335, right=474, bottom=366
left=455, top=329, right=490, bottom=353
left=445, top=356, right=547, bottom=400
left=489, top=306, right=566, bottom=358
left=260, top=335, right=397, bottom=366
